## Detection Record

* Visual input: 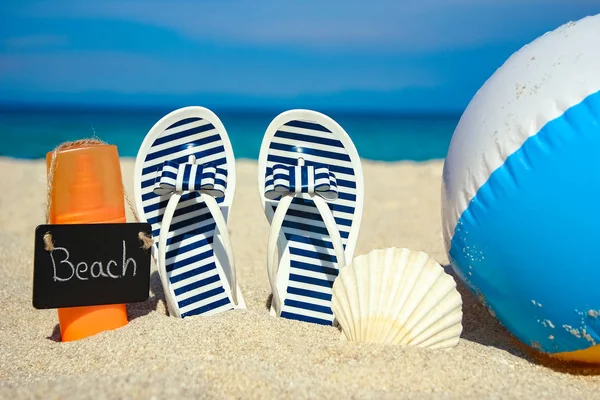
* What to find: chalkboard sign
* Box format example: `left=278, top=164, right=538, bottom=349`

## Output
left=33, top=223, right=152, bottom=309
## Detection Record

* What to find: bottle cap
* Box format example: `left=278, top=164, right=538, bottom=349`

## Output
left=46, top=143, right=126, bottom=224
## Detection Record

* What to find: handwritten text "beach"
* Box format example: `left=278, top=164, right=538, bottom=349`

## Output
left=49, top=241, right=137, bottom=282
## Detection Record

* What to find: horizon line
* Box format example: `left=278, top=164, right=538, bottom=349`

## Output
left=0, top=101, right=464, bottom=118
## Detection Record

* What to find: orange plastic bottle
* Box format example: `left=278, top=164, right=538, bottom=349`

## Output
left=46, top=143, right=129, bottom=341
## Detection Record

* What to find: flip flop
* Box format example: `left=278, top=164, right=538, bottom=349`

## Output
left=134, top=106, right=246, bottom=318
left=258, top=109, right=364, bottom=325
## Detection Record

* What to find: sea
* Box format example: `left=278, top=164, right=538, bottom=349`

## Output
left=0, top=107, right=460, bottom=161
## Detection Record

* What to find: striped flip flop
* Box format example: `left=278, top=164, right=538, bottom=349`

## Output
left=134, top=106, right=246, bottom=318
left=258, top=109, right=364, bottom=325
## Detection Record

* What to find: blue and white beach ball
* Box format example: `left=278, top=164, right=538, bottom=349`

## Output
left=442, top=14, right=600, bottom=363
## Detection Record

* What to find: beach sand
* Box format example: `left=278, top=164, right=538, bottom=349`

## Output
left=1, top=157, right=599, bottom=399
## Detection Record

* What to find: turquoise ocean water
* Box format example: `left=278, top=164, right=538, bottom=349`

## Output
left=0, top=107, right=459, bottom=161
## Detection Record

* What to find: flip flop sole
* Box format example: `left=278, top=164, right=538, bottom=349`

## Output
left=134, top=106, right=242, bottom=317
left=258, top=110, right=364, bottom=325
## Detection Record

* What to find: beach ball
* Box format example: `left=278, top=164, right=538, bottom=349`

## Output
left=442, top=14, right=600, bottom=363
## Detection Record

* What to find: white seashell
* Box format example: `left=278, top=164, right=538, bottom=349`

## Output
left=331, top=247, right=463, bottom=349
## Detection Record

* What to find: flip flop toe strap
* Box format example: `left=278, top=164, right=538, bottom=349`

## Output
left=155, top=157, right=238, bottom=317
left=265, top=163, right=346, bottom=316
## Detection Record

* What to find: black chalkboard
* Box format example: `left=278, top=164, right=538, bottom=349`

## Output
left=32, top=223, right=152, bottom=309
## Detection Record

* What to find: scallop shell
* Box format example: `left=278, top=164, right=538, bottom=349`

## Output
left=331, top=247, right=463, bottom=349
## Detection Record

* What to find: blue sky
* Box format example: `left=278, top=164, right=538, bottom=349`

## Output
left=0, top=1, right=597, bottom=112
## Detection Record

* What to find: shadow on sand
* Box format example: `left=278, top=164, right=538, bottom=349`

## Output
left=127, top=270, right=166, bottom=320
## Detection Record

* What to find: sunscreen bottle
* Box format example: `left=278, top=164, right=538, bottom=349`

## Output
left=46, top=143, right=129, bottom=341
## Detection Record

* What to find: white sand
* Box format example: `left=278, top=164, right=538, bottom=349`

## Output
left=1, top=157, right=599, bottom=399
